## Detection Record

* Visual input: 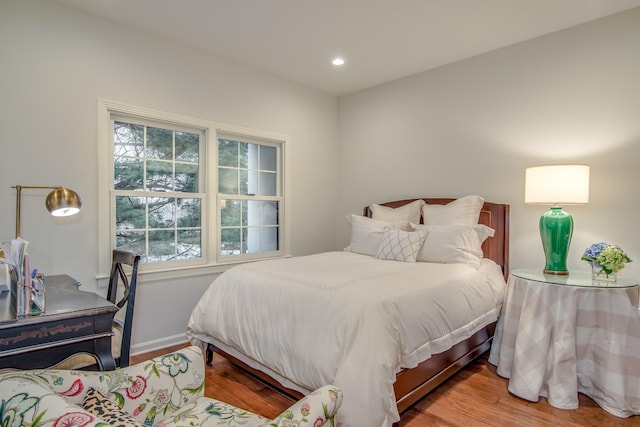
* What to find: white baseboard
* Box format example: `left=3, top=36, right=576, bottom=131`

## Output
left=131, top=333, right=189, bottom=356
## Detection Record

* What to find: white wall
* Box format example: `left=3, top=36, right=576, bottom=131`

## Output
left=0, top=0, right=340, bottom=352
left=337, top=8, right=640, bottom=280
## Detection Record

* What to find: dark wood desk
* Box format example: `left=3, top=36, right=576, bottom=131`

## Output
left=0, top=274, right=118, bottom=370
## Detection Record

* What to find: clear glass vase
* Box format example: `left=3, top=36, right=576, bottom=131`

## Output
left=591, top=262, right=617, bottom=283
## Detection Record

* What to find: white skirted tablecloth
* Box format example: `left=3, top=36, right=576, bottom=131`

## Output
left=489, top=269, right=640, bottom=418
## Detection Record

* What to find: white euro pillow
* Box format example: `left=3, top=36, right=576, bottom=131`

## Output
left=422, top=195, right=484, bottom=226
left=370, top=199, right=424, bottom=224
left=346, top=214, right=410, bottom=257
left=411, top=223, right=495, bottom=269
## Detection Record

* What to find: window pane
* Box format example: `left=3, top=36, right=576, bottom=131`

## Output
left=175, top=131, right=199, bottom=163
left=177, top=198, right=201, bottom=227
left=247, top=143, right=258, bottom=169
left=261, top=227, right=278, bottom=251
left=259, top=171, right=277, bottom=196
left=175, top=163, right=198, bottom=192
left=221, top=199, right=241, bottom=226
left=221, top=228, right=241, bottom=255
left=148, top=230, right=175, bottom=260
left=245, top=170, right=257, bottom=195
left=262, top=201, right=278, bottom=225
left=114, top=158, right=144, bottom=190
left=116, top=231, right=146, bottom=259
left=177, top=230, right=201, bottom=259
left=146, top=160, right=173, bottom=191
left=147, top=127, right=173, bottom=160
left=246, top=201, right=261, bottom=227
left=238, top=142, right=249, bottom=169
left=219, top=168, right=238, bottom=194
left=114, top=122, right=144, bottom=157
left=260, top=145, right=277, bottom=171
left=148, top=197, right=175, bottom=228
left=241, top=227, right=248, bottom=253
left=240, top=169, right=251, bottom=195
left=218, top=139, right=238, bottom=167
left=116, top=196, right=146, bottom=229
left=246, top=227, right=260, bottom=253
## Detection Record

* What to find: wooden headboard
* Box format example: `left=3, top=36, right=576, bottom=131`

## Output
left=364, top=198, right=510, bottom=278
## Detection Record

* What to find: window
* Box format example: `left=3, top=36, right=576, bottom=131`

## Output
left=217, top=134, right=282, bottom=259
left=112, top=118, right=204, bottom=263
left=98, top=100, right=290, bottom=277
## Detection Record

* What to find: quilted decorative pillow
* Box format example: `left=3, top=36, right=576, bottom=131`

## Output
left=346, top=214, right=410, bottom=256
left=422, top=195, right=484, bottom=226
left=376, top=228, right=428, bottom=263
left=370, top=199, right=424, bottom=224
left=82, top=387, right=146, bottom=427
left=411, top=223, right=494, bottom=268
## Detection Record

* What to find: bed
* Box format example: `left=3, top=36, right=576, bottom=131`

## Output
left=187, top=197, right=510, bottom=427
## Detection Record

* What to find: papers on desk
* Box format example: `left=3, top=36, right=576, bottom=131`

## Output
left=0, top=242, right=15, bottom=293
left=0, top=266, right=8, bottom=293
left=0, top=238, right=45, bottom=316
left=0, top=238, right=28, bottom=270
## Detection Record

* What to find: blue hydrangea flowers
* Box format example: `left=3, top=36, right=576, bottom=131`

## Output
left=582, top=242, right=632, bottom=275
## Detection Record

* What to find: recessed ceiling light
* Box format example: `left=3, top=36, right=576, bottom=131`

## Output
left=332, top=57, right=345, bottom=66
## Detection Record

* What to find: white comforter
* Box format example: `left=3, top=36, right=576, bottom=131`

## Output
left=187, top=251, right=506, bottom=427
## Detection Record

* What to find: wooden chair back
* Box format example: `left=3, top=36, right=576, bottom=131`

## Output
left=107, top=249, right=140, bottom=368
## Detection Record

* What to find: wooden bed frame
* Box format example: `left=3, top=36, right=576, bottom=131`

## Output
left=207, top=198, right=510, bottom=418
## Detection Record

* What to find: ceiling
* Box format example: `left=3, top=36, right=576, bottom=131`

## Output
left=56, top=0, right=640, bottom=96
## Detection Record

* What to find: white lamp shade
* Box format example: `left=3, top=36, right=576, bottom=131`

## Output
left=525, top=164, right=590, bottom=205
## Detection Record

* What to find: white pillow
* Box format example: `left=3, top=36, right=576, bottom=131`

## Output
left=346, top=215, right=410, bottom=257
left=376, top=228, right=428, bottom=263
left=411, top=223, right=495, bottom=269
left=370, top=199, right=424, bottom=224
left=422, top=195, right=484, bottom=226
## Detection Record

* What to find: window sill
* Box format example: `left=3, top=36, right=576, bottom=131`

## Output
left=96, top=254, right=292, bottom=288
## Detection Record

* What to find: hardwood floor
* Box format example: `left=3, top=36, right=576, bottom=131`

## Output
left=131, top=345, right=637, bottom=426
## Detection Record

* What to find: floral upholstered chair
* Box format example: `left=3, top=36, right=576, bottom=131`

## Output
left=0, top=346, right=342, bottom=426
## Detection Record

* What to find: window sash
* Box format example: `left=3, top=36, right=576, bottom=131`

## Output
left=217, top=194, right=283, bottom=260
left=110, top=116, right=206, bottom=267
left=216, top=133, right=284, bottom=262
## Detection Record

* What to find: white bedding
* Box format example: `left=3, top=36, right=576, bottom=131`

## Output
left=187, top=251, right=507, bottom=427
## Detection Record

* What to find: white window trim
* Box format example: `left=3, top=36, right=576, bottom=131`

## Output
left=97, top=99, right=291, bottom=284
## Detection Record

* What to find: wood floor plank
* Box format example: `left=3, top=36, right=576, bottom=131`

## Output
left=131, top=345, right=639, bottom=426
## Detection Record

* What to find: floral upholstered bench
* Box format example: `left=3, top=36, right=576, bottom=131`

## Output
left=0, top=346, right=342, bottom=426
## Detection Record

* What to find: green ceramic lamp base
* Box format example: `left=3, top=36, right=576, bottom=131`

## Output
left=540, top=206, right=573, bottom=275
